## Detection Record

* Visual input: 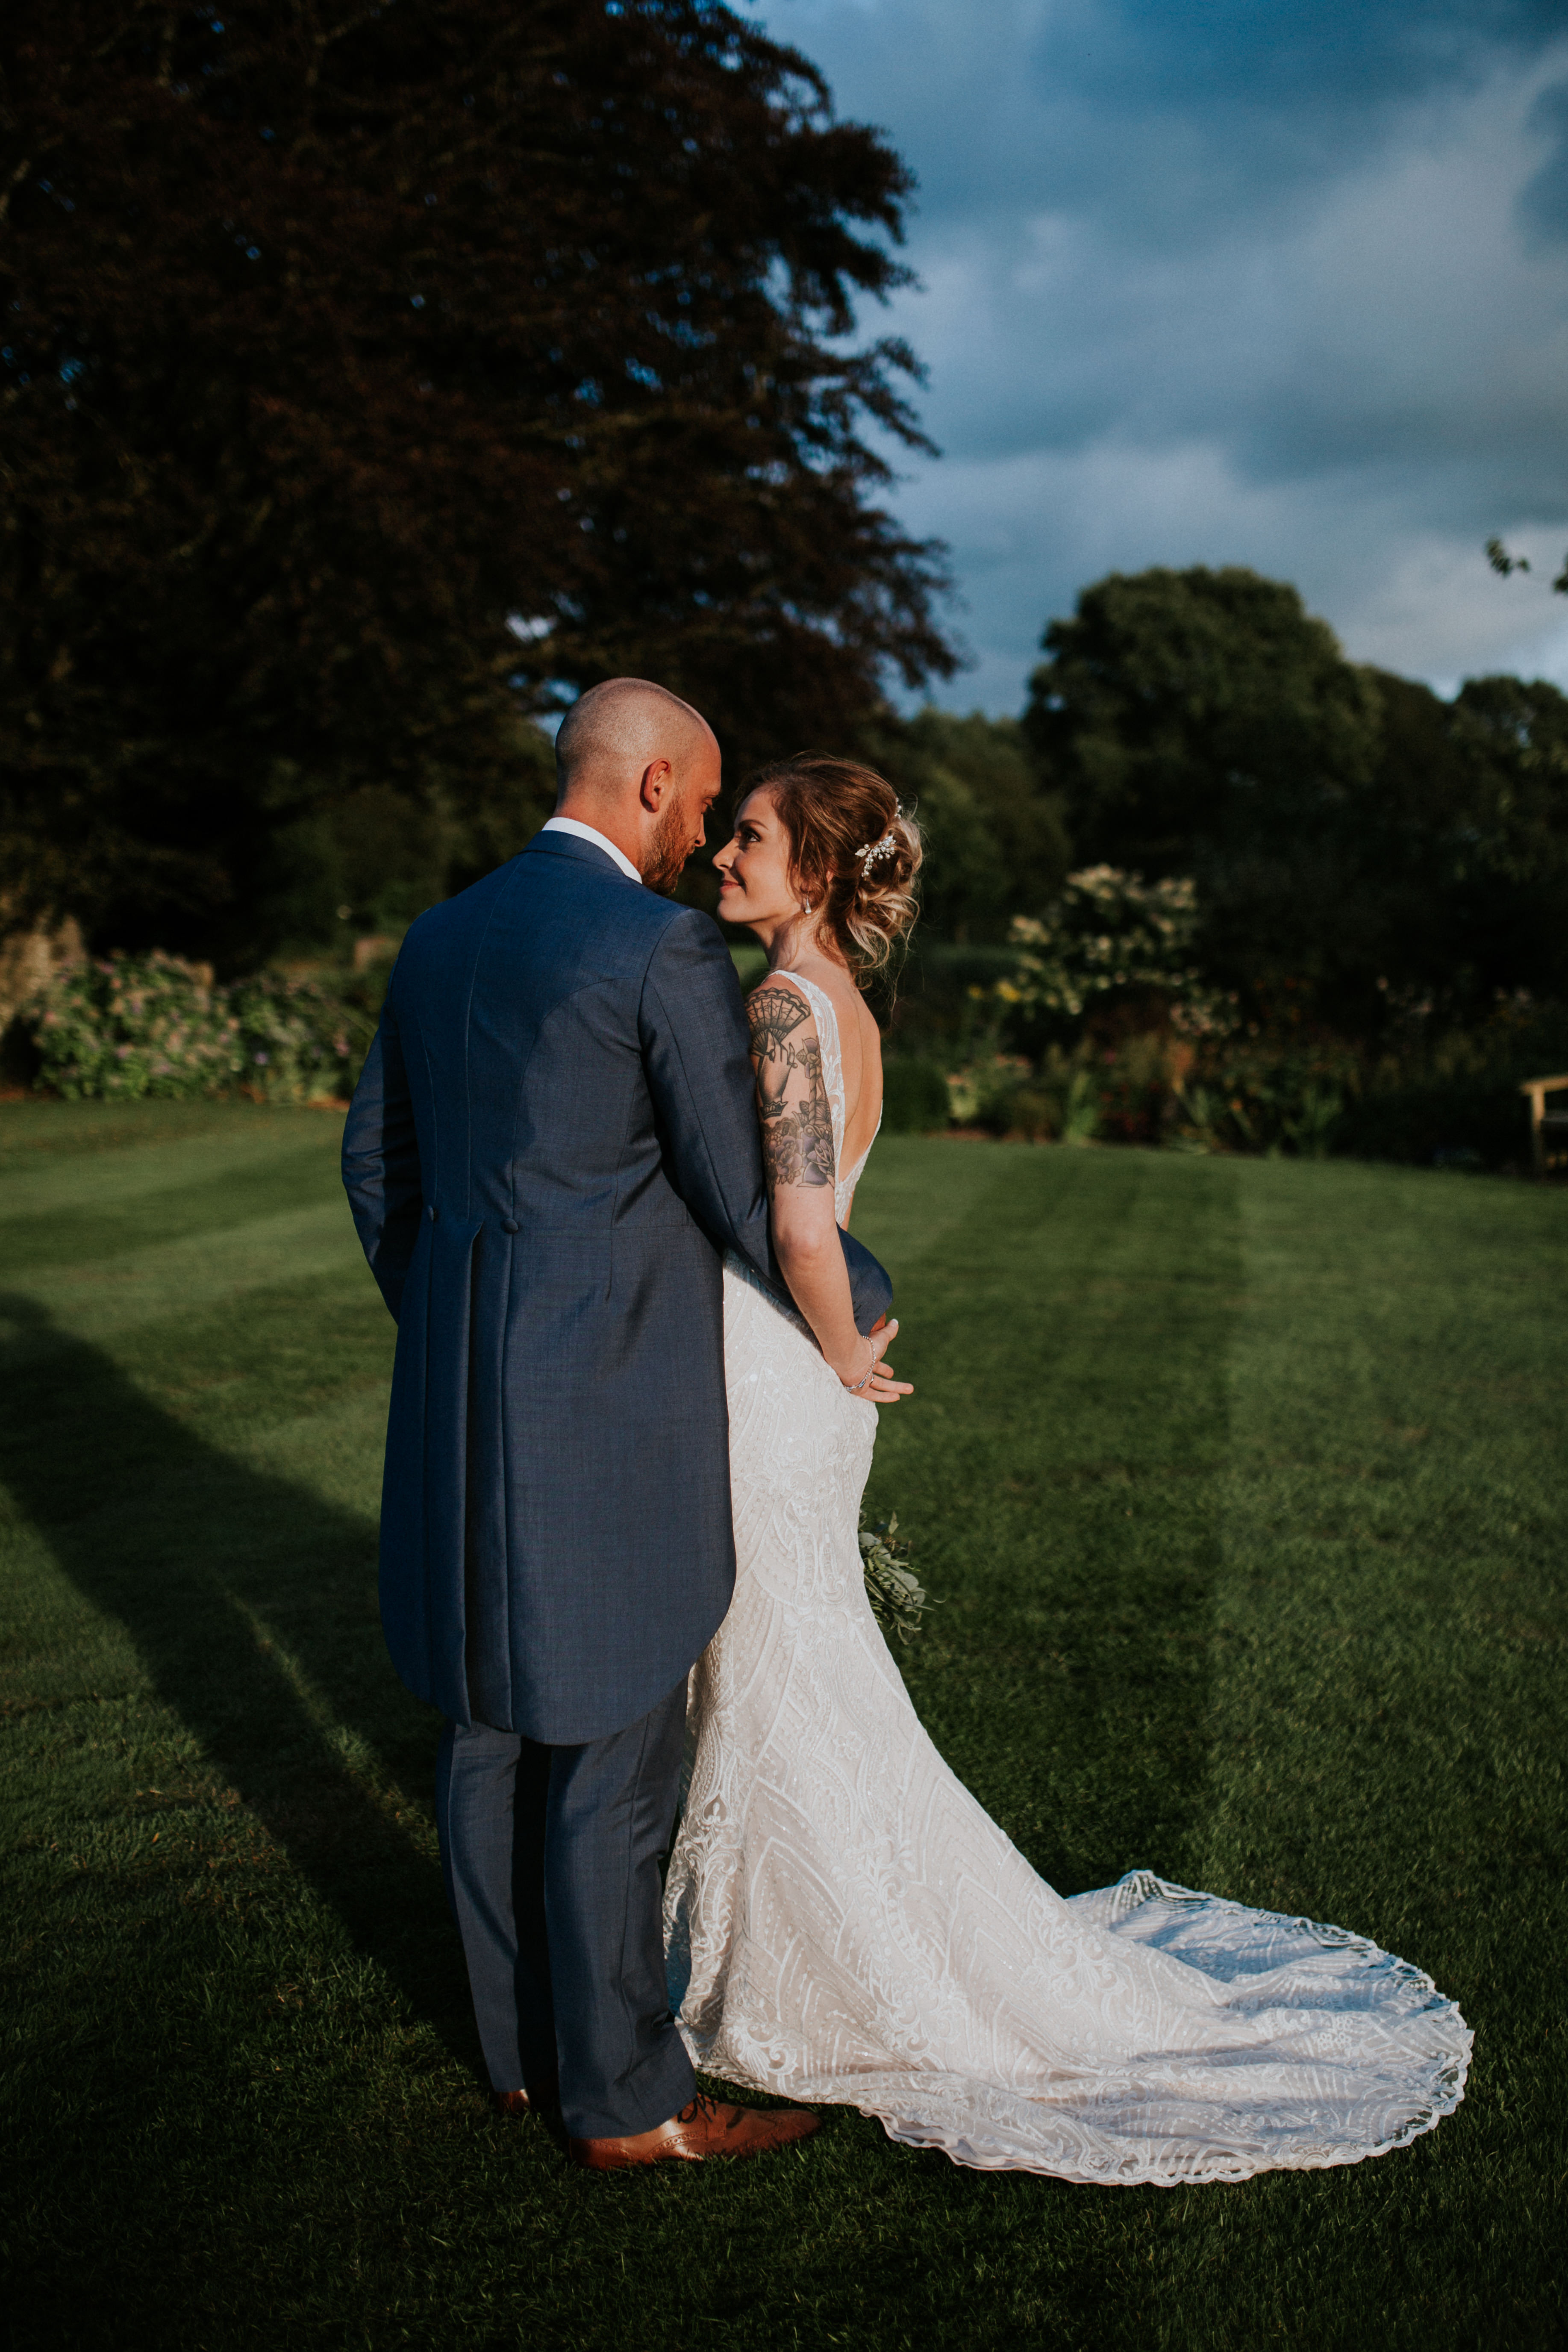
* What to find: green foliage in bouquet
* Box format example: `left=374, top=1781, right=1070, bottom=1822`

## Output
left=27, top=953, right=383, bottom=1104
left=858, top=1513, right=937, bottom=1647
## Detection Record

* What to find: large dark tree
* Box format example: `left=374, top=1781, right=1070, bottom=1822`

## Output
left=0, top=0, right=953, bottom=961
left=1023, top=567, right=1380, bottom=881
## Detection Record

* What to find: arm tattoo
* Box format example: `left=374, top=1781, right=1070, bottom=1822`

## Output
left=747, top=987, right=835, bottom=1190
left=746, top=986, right=810, bottom=1060
left=760, top=1042, right=835, bottom=1189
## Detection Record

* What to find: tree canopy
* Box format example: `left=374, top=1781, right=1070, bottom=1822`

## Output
left=1023, top=566, right=1568, bottom=1024
left=1023, top=566, right=1380, bottom=879
left=0, top=0, right=953, bottom=962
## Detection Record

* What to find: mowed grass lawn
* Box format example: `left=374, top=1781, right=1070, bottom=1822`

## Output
left=2, top=1104, right=1564, bottom=2352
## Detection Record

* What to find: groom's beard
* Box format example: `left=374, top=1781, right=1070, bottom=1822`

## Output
left=643, top=797, right=695, bottom=896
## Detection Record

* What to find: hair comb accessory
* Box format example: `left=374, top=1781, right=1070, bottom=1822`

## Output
left=854, top=815, right=903, bottom=871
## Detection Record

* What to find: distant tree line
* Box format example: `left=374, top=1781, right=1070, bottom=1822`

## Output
left=857, top=563, right=1567, bottom=1062
left=1015, top=566, right=1568, bottom=1035
left=4, top=9, right=1565, bottom=1056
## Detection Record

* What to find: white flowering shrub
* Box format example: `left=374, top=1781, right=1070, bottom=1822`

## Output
left=998, top=866, right=1233, bottom=1034
left=29, top=953, right=377, bottom=1102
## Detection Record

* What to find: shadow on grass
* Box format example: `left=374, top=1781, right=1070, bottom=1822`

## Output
left=0, top=1289, right=476, bottom=2074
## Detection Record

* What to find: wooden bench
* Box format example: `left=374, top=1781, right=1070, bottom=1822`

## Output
left=1520, top=1073, right=1568, bottom=1176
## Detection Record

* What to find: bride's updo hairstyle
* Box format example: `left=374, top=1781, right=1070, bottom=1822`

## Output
left=745, top=754, right=923, bottom=986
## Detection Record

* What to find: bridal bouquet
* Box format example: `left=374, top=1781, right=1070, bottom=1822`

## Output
left=859, top=1514, right=938, bottom=1646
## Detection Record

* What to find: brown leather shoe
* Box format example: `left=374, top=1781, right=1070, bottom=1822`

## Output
left=570, top=2090, right=818, bottom=2169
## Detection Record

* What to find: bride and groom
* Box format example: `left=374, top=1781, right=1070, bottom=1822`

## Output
left=342, top=677, right=1470, bottom=2180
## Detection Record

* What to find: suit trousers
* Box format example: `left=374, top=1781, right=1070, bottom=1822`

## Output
left=434, top=1682, right=695, bottom=2141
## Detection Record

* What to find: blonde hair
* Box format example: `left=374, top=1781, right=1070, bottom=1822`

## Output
left=744, top=754, right=923, bottom=985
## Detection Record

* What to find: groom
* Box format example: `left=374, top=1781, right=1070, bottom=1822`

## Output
left=342, top=679, right=891, bottom=2167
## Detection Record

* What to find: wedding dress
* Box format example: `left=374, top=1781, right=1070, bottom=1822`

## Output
left=663, top=973, right=1471, bottom=2182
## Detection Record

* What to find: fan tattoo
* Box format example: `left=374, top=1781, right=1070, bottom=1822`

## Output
left=746, top=988, right=836, bottom=1190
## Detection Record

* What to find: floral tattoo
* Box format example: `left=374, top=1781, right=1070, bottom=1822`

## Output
left=746, top=986, right=835, bottom=1190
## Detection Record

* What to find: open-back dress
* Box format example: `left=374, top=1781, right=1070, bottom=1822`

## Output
left=662, top=973, right=1471, bottom=2181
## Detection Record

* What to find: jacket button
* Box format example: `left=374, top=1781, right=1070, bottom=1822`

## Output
left=501, top=1218, right=519, bottom=1234
left=427, top=1204, right=438, bottom=1222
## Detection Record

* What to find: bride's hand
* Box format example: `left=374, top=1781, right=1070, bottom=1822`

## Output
left=833, top=1318, right=912, bottom=1404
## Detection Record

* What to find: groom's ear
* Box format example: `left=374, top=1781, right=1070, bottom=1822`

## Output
left=639, top=758, right=674, bottom=811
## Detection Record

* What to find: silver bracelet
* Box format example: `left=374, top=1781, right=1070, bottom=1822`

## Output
left=848, top=1344, right=877, bottom=1392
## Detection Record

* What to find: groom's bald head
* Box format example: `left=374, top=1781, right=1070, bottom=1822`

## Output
left=555, top=677, right=716, bottom=804
left=553, top=677, right=722, bottom=892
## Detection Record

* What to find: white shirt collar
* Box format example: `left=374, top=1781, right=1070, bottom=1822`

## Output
left=539, top=814, right=642, bottom=884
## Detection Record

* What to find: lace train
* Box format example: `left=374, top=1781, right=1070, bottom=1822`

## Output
left=663, top=1255, right=1471, bottom=2183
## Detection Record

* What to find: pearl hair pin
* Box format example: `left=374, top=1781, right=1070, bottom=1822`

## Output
left=854, top=813, right=903, bottom=871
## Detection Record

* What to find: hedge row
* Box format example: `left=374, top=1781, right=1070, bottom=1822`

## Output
left=11, top=949, right=1553, bottom=1170
left=881, top=1040, right=1547, bottom=1167
left=18, top=951, right=387, bottom=1103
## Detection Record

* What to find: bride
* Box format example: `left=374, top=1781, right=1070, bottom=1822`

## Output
left=664, top=752, right=1472, bottom=2184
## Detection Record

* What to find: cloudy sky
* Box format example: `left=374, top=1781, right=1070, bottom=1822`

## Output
left=768, top=0, right=1568, bottom=713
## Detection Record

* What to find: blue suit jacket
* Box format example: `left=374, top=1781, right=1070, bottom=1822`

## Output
left=342, top=830, right=894, bottom=1743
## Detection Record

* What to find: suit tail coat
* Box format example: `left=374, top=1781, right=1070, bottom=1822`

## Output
left=341, top=831, right=892, bottom=1746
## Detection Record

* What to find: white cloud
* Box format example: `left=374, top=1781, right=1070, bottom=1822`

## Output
left=771, top=1, right=1568, bottom=707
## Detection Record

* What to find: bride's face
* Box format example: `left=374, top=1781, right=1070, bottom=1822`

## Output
left=713, top=791, right=803, bottom=929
